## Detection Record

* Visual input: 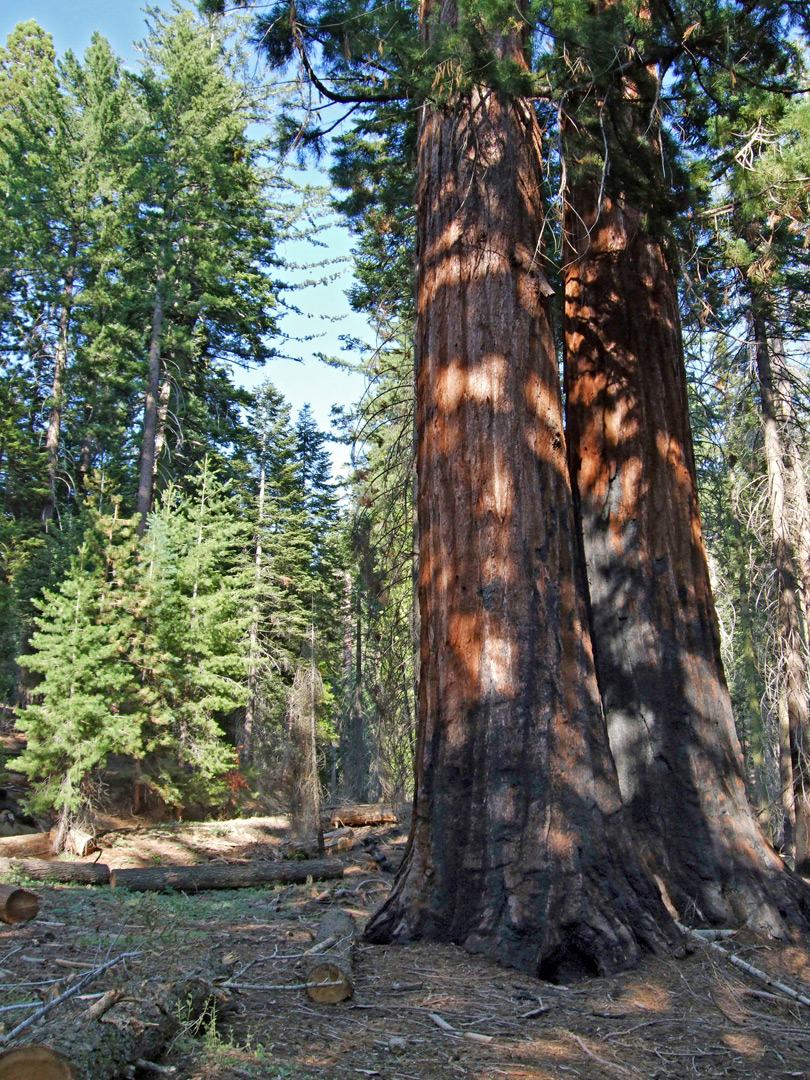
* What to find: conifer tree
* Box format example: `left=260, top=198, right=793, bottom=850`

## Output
left=15, top=502, right=149, bottom=832
left=241, top=382, right=311, bottom=768
left=128, top=7, right=280, bottom=530
left=139, top=459, right=247, bottom=808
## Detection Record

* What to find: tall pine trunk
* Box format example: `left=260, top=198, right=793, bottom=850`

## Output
left=42, top=256, right=76, bottom=530
left=136, top=271, right=166, bottom=534
left=366, top=11, right=677, bottom=979
left=750, top=295, right=810, bottom=872
left=563, top=173, right=810, bottom=927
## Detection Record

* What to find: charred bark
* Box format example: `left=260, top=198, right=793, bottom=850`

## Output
left=563, top=179, right=810, bottom=929
left=366, top=15, right=677, bottom=980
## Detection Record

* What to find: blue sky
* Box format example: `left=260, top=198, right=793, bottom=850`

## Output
left=1, top=0, right=369, bottom=472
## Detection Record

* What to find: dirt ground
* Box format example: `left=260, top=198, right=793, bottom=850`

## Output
left=2, top=818, right=810, bottom=1079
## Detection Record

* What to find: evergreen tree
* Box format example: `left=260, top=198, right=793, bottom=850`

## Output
left=128, top=6, right=281, bottom=530
left=241, top=382, right=312, bottom=769
left=139, top=458, right=247, bottom=809
left=15, top=502, right=149, bottom=830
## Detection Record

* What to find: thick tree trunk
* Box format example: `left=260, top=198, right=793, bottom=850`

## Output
left=42, top=258, right=76, bottom=530
left=751, top=298, right=810, bottom=872
left=563, top=180, right=810, bottom=928
left=366, top=15, right=677, bottom=980
left=136, top=273, right=166, bottom=535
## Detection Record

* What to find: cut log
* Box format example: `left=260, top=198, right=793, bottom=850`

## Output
left=0, top=883, right=38, bottom=924
left=0, top=831, right=52, bottom=857
left=110, top=857, right=343, bottom=892
left=0, top=858, right=110, bottom=884
left=305, top=908, right=356, bottom=1003
left=64, top=828, right=99, bottom=858
left=326, top=805, right=398, bottom=828
left=0, top=1045, right=75, bottom=1080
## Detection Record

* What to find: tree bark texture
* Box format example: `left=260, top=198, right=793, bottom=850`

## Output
left=751, top=297, right=810, bottom=873
left=365, top=15, right=677, bottom=980
left=0, top=858, right=110, bottom=883
left=136, top=272, right=166, bottom=534
left=563, top=183, right=810, bottom=929
left=109, top=856, right=343, bottom=892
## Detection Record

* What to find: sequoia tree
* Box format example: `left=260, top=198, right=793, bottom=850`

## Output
left=559, top=4, right=810, bottom=927
left=364, top=1, right=678, bottom=978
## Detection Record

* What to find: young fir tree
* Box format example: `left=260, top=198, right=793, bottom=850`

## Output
left=139, top=458, right=247, bottom=808
left=15, top=502, right=149, bottom=831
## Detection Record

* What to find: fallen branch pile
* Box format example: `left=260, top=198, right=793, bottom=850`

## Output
left=0, top=952, right=219, bottom=1080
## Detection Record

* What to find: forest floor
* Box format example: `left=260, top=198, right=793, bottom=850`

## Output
left=2, top=811, right=810, bottom=1080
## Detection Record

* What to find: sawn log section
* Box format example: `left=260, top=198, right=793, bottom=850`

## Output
left=0, top=883, right=38, bottom=924
left=110, top=857, right=344, bottom=891
left=305, top=908, right=357, bottom=1003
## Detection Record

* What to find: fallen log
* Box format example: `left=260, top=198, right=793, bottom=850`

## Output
left=0, top=957, right=218, bottom=1080
left=325, top=804, right=399, bottom=829
left=0, top=858, right=110, bottom=884
left=0, top=883, right=38, bottom=924
left=0, top=1045, right=74, bottom=1079
left=305, top=908, right=356, bottom=1003
left=289, top=827, right=356, bottom=859
left=110, top=857, right=344, bottom=892
left=0, top=831, right=52, bottom=858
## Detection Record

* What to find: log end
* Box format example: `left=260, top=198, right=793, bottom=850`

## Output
left=0, top=1045, right=75, bottom=1079
left=0, top=884, right=38, bottom=924
left=306, top=961, right=353, bottom=1003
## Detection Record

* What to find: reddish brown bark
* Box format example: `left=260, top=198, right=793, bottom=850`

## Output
left=365, top=17, right=677, bottom=979
left=563, top=182, right=810, bottom=930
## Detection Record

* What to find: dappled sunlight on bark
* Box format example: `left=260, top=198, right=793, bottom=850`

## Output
left=564, top=178, right=810, bottom=933
left=366, top=17, right=678, bottom=978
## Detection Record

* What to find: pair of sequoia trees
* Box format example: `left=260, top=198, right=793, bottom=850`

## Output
left=362, top=4, right=810, bottom=977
